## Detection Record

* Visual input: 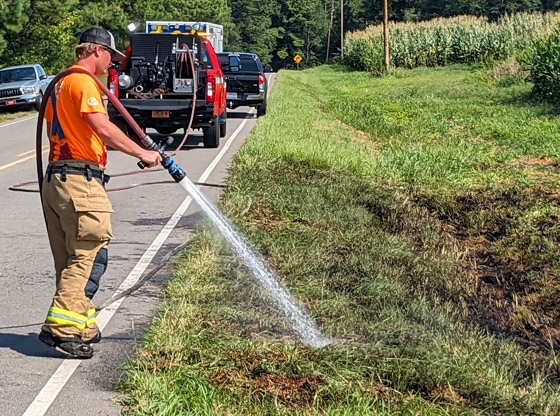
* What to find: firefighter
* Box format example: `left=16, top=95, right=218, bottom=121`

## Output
left=38, top=27, right=162, bottom=358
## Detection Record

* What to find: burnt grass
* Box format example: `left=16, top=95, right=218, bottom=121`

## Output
left=366, top=183, right=560, bottom=352
left=233, top=157, right=560, bottom=383
left=422, top=188, right=560, bottom=351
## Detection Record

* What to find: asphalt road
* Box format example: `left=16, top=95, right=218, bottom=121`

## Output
left=0, top=74, right=273, bottom=416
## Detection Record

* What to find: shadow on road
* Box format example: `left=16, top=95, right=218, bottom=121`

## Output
left=0, top=332, right=66, bottom=358
left=227, top=111, right=256, bottom=119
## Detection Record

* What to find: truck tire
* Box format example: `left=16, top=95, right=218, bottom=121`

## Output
left=219, top=110, right=227, bottom=138
left=256, top=99, right=267, bottom=117
left=34, top=92, right=43, bottom=111
left=203, top=116, right=220, bottom=148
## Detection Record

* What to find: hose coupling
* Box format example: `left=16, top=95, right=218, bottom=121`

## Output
left=162, top=157, right=187, bottom=182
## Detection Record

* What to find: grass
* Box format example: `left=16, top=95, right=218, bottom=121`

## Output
left=0, top=108, right=36, bottom=123
left=117, top=64, right=560, bottom=415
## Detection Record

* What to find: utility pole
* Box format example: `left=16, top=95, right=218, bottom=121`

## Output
left=340, top=0, right=344, bottom=59
left=326, top=0, right=334, bottom=63
left=383, top=0, right=390, bottom=73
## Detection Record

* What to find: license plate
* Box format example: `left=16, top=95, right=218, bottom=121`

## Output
left=226, top=92, right=237, bottom=100
left=152, top=110, right=169, bottom=118
left=5, top=100, right=16, bottom=106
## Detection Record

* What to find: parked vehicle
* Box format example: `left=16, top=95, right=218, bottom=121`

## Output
left=108, top=22, right=227, bottom=148
left=216, top=52, right=268, bottom=117
left=0, top=64, right=54, bottom=111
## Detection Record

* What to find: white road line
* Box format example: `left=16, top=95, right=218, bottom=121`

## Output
left=22, top=117, right=250, bottom=416
left=0, top=114, right=38, bottom=128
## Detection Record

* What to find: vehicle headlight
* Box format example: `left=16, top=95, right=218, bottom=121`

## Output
left=21, top=86, right=37, bottom=94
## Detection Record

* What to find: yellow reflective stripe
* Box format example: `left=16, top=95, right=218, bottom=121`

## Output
left=87, top=308, right=96, bottom=326
left=49, top=306, right=88, bottom=323
left=46, top=315, right=86, bottom=330
left=47, top=306, right=88, bottom=330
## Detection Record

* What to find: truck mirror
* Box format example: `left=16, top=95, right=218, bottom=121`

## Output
left=40, top=74, right=47, bottom=80
left=264, top=65, right=272, bottom=73
left=229, top=56, right=240, bottom=72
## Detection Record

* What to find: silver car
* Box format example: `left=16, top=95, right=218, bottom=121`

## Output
left=0, top=64, right=54, bottom=111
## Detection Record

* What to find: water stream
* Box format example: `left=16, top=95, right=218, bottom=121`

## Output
left=179, top=177, right=331, bottom=348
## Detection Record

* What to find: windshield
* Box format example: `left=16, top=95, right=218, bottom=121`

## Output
left=0, top=67, right=36, bottom=84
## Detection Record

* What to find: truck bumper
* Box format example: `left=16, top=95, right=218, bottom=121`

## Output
left=226, top=92, right=265, bottom=109
left=0, top=92, right=41, bottom=109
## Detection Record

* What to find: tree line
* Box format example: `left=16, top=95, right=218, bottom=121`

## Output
left=0, top=0, right=559, bottom=73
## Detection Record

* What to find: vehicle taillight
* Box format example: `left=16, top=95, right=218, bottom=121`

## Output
left=108, top=68, right=118, bottom=98
left=258, top=74, right=266, bottom=93
left=206, top=69, right=215, bottom=104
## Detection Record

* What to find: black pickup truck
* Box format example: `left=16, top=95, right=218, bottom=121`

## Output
left=216, top=52, right=268, bottom=117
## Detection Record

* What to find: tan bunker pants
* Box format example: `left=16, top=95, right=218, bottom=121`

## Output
left=41, top=160, right=113, bottom=341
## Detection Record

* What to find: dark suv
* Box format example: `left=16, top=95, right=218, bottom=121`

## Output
left=217, top=52, right=268, bottom=117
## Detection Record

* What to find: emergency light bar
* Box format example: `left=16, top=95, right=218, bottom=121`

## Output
left=145, top=21, right=224, bottom=52
left=148, top=23, right=193, bottom=34
left=146, top=21, right=212, bottom=34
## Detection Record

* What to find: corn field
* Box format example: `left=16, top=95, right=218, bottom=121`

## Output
left=344, top=12, right=560, bottom=75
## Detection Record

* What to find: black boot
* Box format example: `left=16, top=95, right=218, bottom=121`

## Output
left=39, top=330, right=94, bottom=359
left=83, top=332, right=101, bottom=344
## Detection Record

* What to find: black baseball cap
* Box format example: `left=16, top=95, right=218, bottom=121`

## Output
left=79, top=27, right=125, bottom=61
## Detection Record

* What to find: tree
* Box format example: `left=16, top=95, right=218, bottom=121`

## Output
left=0, top=0, right=29, bottom=60
left=228, top=0, right=280, bottom=65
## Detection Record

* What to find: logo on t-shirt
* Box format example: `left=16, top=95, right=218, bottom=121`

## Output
left=87, top=97, right=99, bottom=106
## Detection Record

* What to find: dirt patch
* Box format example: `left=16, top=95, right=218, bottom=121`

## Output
left=429, top=385, right=467, bottom=405
left=512, top=156, right=560, bottom=181
left=251, top=373, right=325, bottom=406
left=209, top=349, right=325, bottom=406
left=246, top=203, right=286, bottom=231
left=515, top=156, right=560, bottom=168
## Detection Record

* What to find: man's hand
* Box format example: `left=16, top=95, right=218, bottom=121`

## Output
left=139, top=150, right=162, bottom=168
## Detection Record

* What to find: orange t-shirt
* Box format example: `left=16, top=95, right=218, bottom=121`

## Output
left=44, top=65, right=107, bottom=166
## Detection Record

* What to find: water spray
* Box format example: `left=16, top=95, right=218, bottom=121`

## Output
left=137, top=134, right=331, bottom=348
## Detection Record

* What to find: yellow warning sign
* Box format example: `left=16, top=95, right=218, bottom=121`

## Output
left=293, top=54, right=302, bottom=64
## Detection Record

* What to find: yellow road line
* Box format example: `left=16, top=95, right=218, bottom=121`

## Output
left=18, top=146, right=48, bottom=157
left=0, top=149, right=48, bottom=171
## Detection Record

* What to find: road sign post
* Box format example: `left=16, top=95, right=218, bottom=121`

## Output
left=294, top=54, right=302, bottom=70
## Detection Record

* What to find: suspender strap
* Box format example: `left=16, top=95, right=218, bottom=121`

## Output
left=60, top=165, right=67, bottom=182
left=85, top=164, right=92, bottom=181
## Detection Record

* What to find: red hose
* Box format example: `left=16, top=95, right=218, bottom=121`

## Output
left=36, top=67, right=148, bottom=195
